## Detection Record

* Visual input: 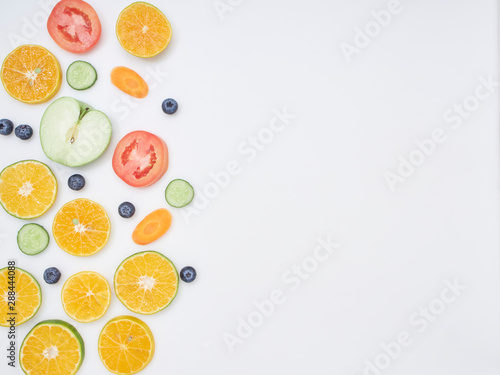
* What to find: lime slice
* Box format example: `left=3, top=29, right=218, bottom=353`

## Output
left=114, top=251, right=179, bottom=314
left=20, top=319, right=85, bottom=375
left=0, top=267, right=42, bottom=326
left=0, top=160, right=58, bottom=219
left=165, top=179, right=194, bottom=208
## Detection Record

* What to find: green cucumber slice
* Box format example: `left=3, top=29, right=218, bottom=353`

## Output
left=66, top=61, right=97, bottom=90
left=165, top=179, right=194, bottom=208
left=17, top=223, right=49, bottom=255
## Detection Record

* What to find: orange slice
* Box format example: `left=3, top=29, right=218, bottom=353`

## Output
left=61, top=271, right=111, bottom=323
left=1, top=44, right=62, bottom=104
left=0, top=160, right=58, bottom=219
left=0, top=267, right=41, bottom=327
left=114, top=251, right=178, bottom=314
left=116, top=2, right=172, bottom=58
left=20, top=320, right=84, bottom=375
left=53, top=198, right=111, bottom=256
left=98, top=315, right=154, bottom=374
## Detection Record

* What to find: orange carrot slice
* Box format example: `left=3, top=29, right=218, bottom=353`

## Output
left=110, top=66, right=148, bottom=98
left=132, top=208, right=172, bottom=245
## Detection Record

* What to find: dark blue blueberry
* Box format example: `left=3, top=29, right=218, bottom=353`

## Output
left=162, top=98, right=178, bottom=115
left=180, top=266, right=197, bottom=283
left=14, top=125, right=33, bottom=140
left=43, top=267, right=61, bottom=284
left=118, top=202, right=135, bottom=218
left=0, top=119, right=14, bottom=135
left=68, top=174, right=85, bottom=191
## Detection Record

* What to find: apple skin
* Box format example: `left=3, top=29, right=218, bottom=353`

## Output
left=40, top=97, right=112, bottom=167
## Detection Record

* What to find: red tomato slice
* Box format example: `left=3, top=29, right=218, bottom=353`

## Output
left=47, top=0, right=101, bottom=53
left=112, top=131, right=169, bottom=188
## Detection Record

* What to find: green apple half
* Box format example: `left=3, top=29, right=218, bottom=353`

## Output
left=40, top=97, right=112, bottom=167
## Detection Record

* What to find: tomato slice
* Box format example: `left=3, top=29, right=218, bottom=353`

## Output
left=112, top=131, right=169, bottom=187
left=47, top=0, right=101, bottom=53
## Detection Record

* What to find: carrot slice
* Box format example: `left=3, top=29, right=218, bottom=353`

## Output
left=110, top=66, right=148, bottom=98
left=132, top=208, right=172, bottom=245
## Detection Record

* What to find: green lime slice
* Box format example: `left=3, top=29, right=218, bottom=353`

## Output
left=20, top=319, right=84, bottom=374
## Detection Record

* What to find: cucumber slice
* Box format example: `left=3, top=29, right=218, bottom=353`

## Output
left=66, top=61, right=97, bottom=90
left=17, top=224, right=50, bottom=255
left=165, top=179, right=194, bottom=208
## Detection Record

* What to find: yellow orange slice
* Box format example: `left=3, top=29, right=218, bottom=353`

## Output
left=20, top=320, right=84, bottom=375
left=98, top=315, right=154, bottom=375
left=0, top=160, right=57, bottom=220
left=62, top=271, right=111, bottom=323
left=53, top=198, right=111, bottom=256
left=116, top=2, right=172, bottom=58
left=1, top=44, right=62, bottom=104
left=0, top=267, right=41, bottom=327
left=114, top=251, right=178, bottom=314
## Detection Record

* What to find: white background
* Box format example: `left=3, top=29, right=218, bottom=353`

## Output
left=0, top=0, right=499, bottom=374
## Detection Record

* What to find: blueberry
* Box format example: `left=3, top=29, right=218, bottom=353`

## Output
left=43, top=267, right=61, bottom=284
left=180, top=266, right=197, bottom=283
left=68, top=174, right=85, bottom=190
left=14, top=124, right=33, bottom=140
left=0, top=119, right=14, bottom=135
left=162, top=98, right=178, bottom=115
left=118, top=202, right=135, bottom=218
